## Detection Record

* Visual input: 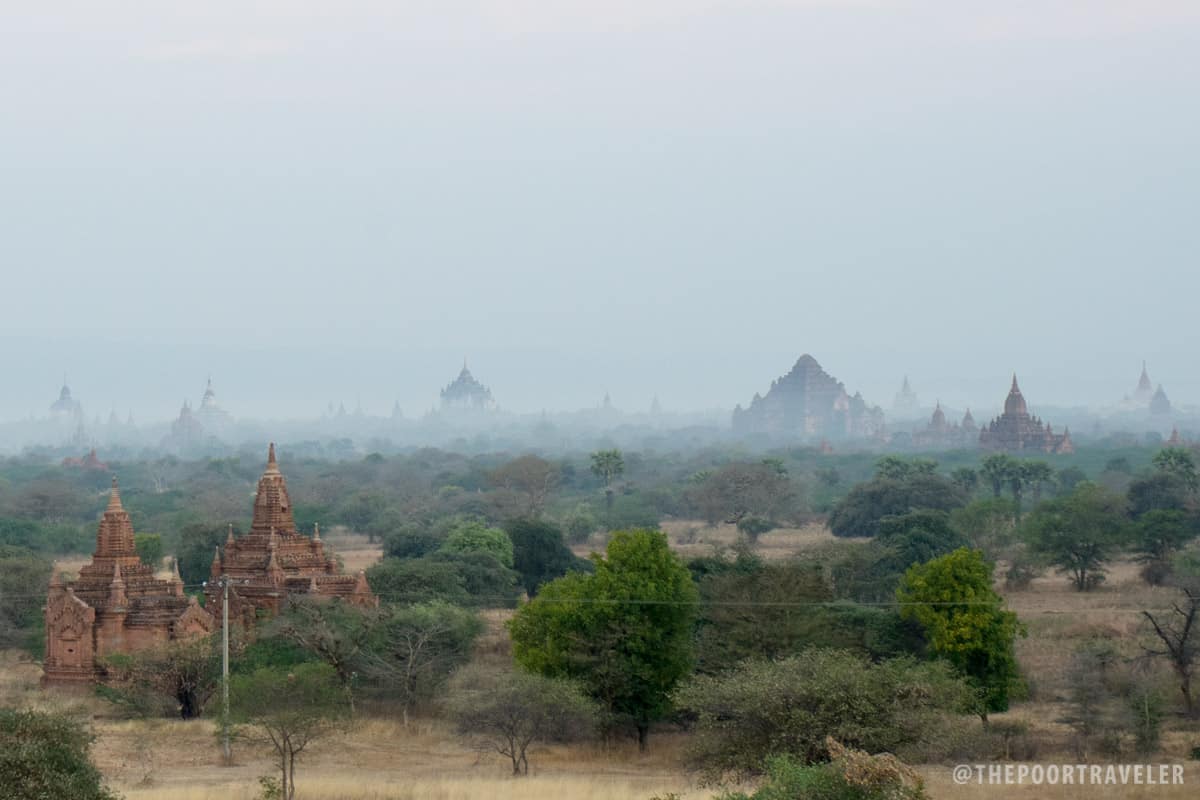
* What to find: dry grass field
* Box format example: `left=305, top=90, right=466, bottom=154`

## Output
left=12, top=521, right=1200, bottom=798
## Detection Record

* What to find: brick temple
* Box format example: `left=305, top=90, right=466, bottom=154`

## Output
left=42, top=479, right=215, bottom=686
left=205, top=443, right=377, bottom=624
left=979, top=375, right=1074, bottom=454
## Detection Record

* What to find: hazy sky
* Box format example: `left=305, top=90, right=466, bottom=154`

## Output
left=2, top=2, right=1197, bottom=420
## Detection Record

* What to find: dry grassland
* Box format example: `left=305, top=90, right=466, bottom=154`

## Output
left=11, top=521, right=1200, bottom=799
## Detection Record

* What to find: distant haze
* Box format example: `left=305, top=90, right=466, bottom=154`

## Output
left=2, top=2, right=1197, bottom=420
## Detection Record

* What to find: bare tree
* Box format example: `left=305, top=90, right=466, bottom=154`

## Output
left=1142, top=587, right=1199, bottom=716
left=489, top=455, right=560, bottom=517
left=445, top=666, right=597, bottom=775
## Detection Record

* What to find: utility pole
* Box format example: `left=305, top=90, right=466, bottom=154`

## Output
left=221, top=573, right=231, bottom=765
left=205, top=570, right=234, bottom=766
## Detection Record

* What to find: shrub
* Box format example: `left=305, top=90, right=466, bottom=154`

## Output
left=675, top=649, right=970, bottom=782
left=0, top=708, right=118, bottom=800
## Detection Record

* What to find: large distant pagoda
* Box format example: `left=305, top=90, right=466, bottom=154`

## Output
left=732, top=354, right=884, bottom=440
left=439, top=361, right=496, bottom=412
left=205, top=444, right=377, bottom=624
left=979, top=375, right=1073, bottom=454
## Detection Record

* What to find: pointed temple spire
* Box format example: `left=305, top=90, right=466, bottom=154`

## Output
left=107, top=476, right=123, bottom=513
left=312, top=523, right=321, bottom=542
left=226, top=524, right=235, bottom=548
left=265, top=442, right=280, bottom=474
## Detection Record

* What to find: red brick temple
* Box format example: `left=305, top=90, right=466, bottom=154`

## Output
left=205, top=443, right=377, bottom=625
left=43, top=479, right=215, bottom=686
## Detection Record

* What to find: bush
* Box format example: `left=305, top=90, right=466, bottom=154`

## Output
left=440, top=520, right=514, bottom=568
left=0, top=708, right=118, bottom=800
left=719, top=743, right=928, bottom=800
left=675, top=649, right=970, bottom=782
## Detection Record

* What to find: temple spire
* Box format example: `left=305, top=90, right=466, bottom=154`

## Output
left=265, top=442, right=280, bottom=474
left=107, top=476, right=123, bottom=513
left=109, top=562, right=128, bottom=607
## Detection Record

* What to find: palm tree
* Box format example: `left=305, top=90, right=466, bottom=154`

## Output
left=590, top=449, right=625, bottom=509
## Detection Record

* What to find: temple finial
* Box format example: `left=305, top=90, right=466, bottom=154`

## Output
left=107, top=476, right=123, bottom=512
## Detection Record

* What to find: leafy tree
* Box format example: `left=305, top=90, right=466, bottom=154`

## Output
left=949, top=498, right=1018, bottom=561
left=431, top=551, right=521, bottom=607
left=103, top=637, right=221, bottom=719
left=1057, top=466, right=1088, bottom=493
left=382, top=523, right=441, bottom=560
left=0, top=545, right=50, bottom=652
left=134, top=533, right=163, bottom=568
left=1022, top=461, right=1055, bottom=505
left=689, top=462, right=800, bottom=529
left=505, top=518, right=590, bottom=595
left=897, top=548, right=1024, bottom=721
left=509, top=529, right=697, bottom=749
left=1132, top=510, right=1198, bottom=585
left=828, top=473, right=966, bottom=538
left=230, top=664, right=348, bottom=800
left=269, top=598, right=377, bottom=711
left=979, top=454, right=1015, bottom=500
left=675, top=649, right=969, bottom=782
left=360, top=602, right=482, bottom=726
left=489, top=455, right=560, bottom=518
left=0, top=708, right=118, bottom=800
left=590, top=449, right=625, bottom=509
left=445, top=665, right=598, bottom=775
left=440, top=519, right=514, bottom=568
left=1128, top=472, right=1192, bottom=518
left=694, top=554, right=921, bottom=673
left=949, top=467, right=979, bottom=495
left=874, top=457, right=937, bottom=481
left=736, top=514, right=776, bottom=543
left=876, top=511, right=970, bottom=567
left=1021, top=483, right=1130, bottom=590
left=366, top=557, right=469, bottom=606
left=1153, top=447, right=1198, bottom=493
left=177, top=523, right=235, bottom=587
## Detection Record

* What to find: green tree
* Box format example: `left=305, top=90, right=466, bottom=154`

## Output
left=0, top=708, right=118, bottom=800
left=875, top=457, right=937, bottom=481
left=1021, top=483, right=1130, bottom=591
left=505, top=518, right=590, bottom=595
left=439, top=519, right=514, bottom=568
left=268, top=598, right=377, bottom=712
left=489, top=454, right=560, bottom=518
left=719, top=749, right=928, bottom=800
left=1132, top=510, right=1198, bottom=585
left=445, top=666, right=598, bottom=775
left=365, top=557, right=469, bottom=606
left=103, top=636, right=221, bottom=719
left=508, top=529, right=697, bottom=750
left=675, top=649, right=969, bottom=782
left=979, top=454, right=1015, bottom=500
left=230, top=664, right=348, bottom=800
left=382, top=523, right=441, bottom=559
left=689, top=462, right=800, bottom=530
left=896, top=548, right=1024, bottom=721
left=949, top=467, right=979, bottom=495
left=1022, top=461, right=1055, bottom=505
left=828, top=472, right=966, bottom=538
left=1153, top=448, right=1198, bottom=493
left=0, top=545, right=51, bottom=652
left=360, top=601, right=482, bottom=726
left=134, top=533, right=163, bottom=569
left=177, top=523, right=234, bottom=586
left=590, top=449, right=625, bottom=510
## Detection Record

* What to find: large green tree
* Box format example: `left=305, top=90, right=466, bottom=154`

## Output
left=505, top=518, right=590, bottom=595
left=508, top=529, right=697, bottom=749
left=1021, top=483, right=1130, bottom=591
left=896, top=548, right=1024, bottom=721
left=590, top=449, right=625, bottom=510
